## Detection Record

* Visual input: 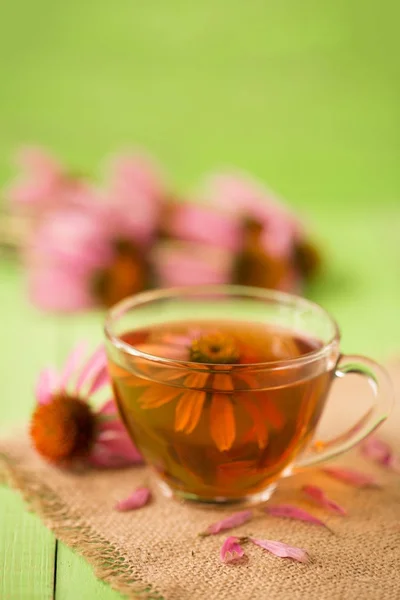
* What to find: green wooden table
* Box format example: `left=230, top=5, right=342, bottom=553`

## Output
left=0, top=1, right=399, bottom=598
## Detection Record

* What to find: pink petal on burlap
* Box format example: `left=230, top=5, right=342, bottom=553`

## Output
left=362, top=437, right=391, bottom=462
left=266, top=504, right=329, bottom=529
left=250, top=538, right=309, bottom=563
left=322, top=466, right=380, bottom=488
left=362, top=437, right=400, bottom=473
left=220, top=537, right=245, bottom=563
left=114, top=487, right=151, bottom=511
left=302, top=485, right=347, bottom=515
left=35, top=368, right=59, bottom=404
left=200, top=510, right=253, bottom=536
left=59, top=341, right=88, bottom=391
left=386, top=455, right=400, bottom=474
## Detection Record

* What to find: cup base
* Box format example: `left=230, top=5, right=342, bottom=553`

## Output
left=157, top=479, right=278, bottom=506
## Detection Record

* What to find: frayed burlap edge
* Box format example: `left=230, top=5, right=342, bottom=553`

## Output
left=0, top=452, right=163, bottom=600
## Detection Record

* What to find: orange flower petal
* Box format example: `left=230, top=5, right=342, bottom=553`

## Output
left=108, top=362, right=131, bottom=379
left=138, top=384, right=180, bottom=409
left=217, top=460, right=258, bottom=483
left=235, top=372, right=258, bottom=390
left=241, top=397, right=269, bottom=449
left=184, top=370, right=210, bottom=389
left=175, top=390, right=206, bottom=434
left=107, top=362, right=141, bottom=386
left=210, top=394, right=236, bottom=452
left=212, top=373, right=234, bottom=391
left=259, top=397, right=285, bottom=430
left=152, top=368, right=185, bottom=383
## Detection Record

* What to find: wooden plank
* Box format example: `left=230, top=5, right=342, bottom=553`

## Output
left=0, top=488, right=55, bottom=600
left=55, top=546, right=121, bottom=600
left=54, top=314, right=123, bottom=600
left=0, top=260, right=57, bottom=600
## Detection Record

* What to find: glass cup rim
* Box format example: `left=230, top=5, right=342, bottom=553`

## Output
left=104, top=284, right=341, bottom=371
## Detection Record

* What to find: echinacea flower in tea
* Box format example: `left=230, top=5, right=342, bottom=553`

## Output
left=31, top=343, right=142, bottom=468
left=109, top=318, right=331, bottom=500
left=118, top=328, right=288, bottom=453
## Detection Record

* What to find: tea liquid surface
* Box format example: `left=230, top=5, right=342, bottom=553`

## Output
left=110, top=320, right=332, bottom=500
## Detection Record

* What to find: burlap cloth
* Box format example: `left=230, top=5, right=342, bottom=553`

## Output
left=1, top=363, right=400, bottom=600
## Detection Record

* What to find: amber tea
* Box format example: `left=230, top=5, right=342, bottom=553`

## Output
left=109, top=320, right=334, bottom=501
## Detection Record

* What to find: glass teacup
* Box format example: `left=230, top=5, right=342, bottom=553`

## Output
left=104, top=285, right=392, bottom=504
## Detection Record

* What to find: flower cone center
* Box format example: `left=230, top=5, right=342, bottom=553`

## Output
left=93, top=240, right=148, bottom=308
left=30, top=394, right=96, bottom=463
left=234, top=219, right=287, bottom=289
left=189, top=332, right=240, bottom=364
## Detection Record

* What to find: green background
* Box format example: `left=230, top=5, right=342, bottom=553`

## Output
left=0, top=1, right=399, bottom=598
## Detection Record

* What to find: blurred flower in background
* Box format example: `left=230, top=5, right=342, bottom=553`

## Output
left=9, top=148, right=167, bottom=311
left=158, top=171, right=321, bottom=292
left=7, top=147, right=93, bottom=218
left=5, top=146, right=321, bottom=312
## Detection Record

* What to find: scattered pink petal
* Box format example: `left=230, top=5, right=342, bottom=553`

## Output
left=362, top=436, right=391, bottom=462
left=265, top=504, right=329, bottom=529
left=250, top=538, right=308, bottom=563
left=302, top=485, right=347, bottom=515
left=200, top=510, right=253, bottom=536
left=114, top=487, right=151, bottom=511
left=322, top=466, right=380, bottom=488
left=35, top=368, right=59, bottom=404
left=362, top=437, right=400, bottom=474
left=220, top=536, right=245, bottom=563
left=386, top=455, right=400, bottom=474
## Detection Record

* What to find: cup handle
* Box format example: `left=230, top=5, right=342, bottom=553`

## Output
left=294, top=355, right=393, bottom=469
